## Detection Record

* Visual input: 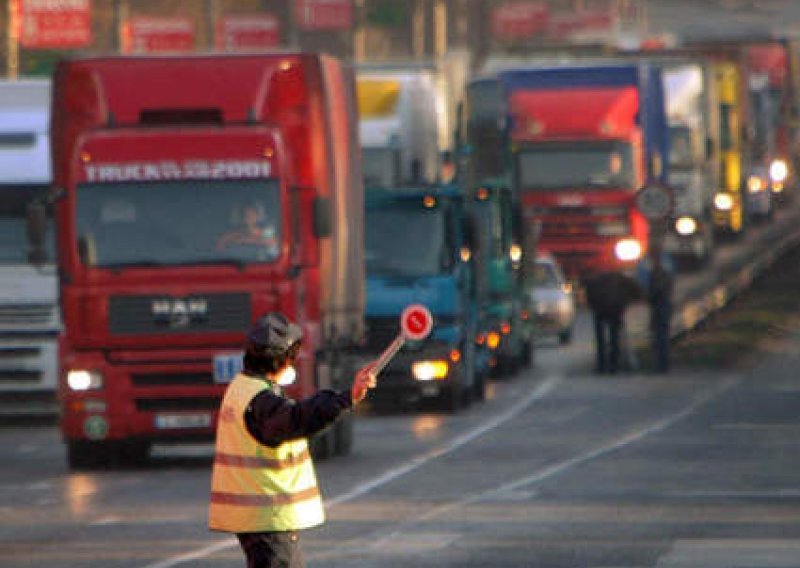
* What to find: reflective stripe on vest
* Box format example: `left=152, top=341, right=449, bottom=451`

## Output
left=208, top=374, right=325, bottom=533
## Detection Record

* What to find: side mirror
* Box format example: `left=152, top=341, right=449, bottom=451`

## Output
left=313, top=196, right=332, bottom=239
left=27, top=200, right=48, bottom=267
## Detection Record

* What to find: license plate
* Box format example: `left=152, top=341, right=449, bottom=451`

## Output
left=155, top=413, right=212, bottom=429
left=214, top=352, right=244, bottom=384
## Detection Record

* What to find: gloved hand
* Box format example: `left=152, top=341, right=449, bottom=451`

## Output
left=351, top=362, right=377, bottom=404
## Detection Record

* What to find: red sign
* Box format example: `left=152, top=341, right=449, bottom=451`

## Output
left=216, top=14, right=280, bottom=52
left=295, top=0, right=353, bottom=31
left=16, top=0, right=92, bottom=49
left=548, top=10, right=616, bottom=41
left=122, top=16, right=195, bottom=54
left=491, top=2, right=549, bottom=41
left=401, top=304, right=433, bottom=341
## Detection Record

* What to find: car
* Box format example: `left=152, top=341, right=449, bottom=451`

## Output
left=529, top=254, right=576, bottom=345
left=746, top=164, right=774, bottom=221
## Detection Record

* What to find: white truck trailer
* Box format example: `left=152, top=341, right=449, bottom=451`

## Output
left=663, top=63, right=719, bottom=266
left=0, top=80, right=59, bottom=417
left=357, top=52, right=469, bottom=187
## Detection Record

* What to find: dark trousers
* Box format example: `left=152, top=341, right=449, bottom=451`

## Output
left=593, top=312, right=622, bottom=373
left=650, top=301, right=671, bottom=372
left=237, top=531, right=305, bottom=568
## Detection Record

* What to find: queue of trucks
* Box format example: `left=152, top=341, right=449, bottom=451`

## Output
left=8, top=37, right=800, bottom=468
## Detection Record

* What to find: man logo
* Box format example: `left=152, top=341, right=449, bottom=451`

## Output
left=152, top=298, right=208, bottom=328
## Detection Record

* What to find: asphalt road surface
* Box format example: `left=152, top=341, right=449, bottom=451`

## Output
left=4, top=207, right=800, bottom=567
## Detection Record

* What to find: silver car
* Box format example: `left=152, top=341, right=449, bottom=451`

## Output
left=530, top=254, right=576, bottom=345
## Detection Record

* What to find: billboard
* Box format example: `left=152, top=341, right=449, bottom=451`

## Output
left=216, top=14, right=280, bottom=51
left=16, top=0, right=92, bottom=49
left=122, top=16, right=195, bottom=54
left=295, top=0, right=353, bottom=31
left=491, top=2, right=549, bottom=41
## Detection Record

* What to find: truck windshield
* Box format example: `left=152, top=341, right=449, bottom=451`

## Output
left=76, top=179, right=281, bottom=268
left=365, top=204, right=448, bottom=277
left=669, top=126, right=696, bottom=169
left=516, top=142, right=635, bottom=190
left=0, top=187, right=55, bottom=265
left=363, top=148, right=401, bottom=188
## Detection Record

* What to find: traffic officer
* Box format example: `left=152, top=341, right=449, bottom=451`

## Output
left=209, top=312, right=376, bottom=568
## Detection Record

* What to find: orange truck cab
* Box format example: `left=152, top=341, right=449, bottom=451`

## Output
left=31, top=54, right=364, bottom=468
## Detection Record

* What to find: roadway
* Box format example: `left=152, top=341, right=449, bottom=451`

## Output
left=3, top=203, right=800, bottom=567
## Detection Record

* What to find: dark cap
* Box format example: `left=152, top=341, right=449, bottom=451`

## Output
left=245, top=312, right=303, bottom=359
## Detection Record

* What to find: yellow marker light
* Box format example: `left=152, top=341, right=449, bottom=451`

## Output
left=67, top=370, right=103, bottom=391
left=476, top=187, right=490, bottom=201
left=412, top=360, right=449, bottom=381
left=773, top=182, right=785, bottom=193
left=475, top=332, right=486, bottom=346
left=714, top=193, right=734, bottom=211
left=747, top=175, right=765, bottom=193
left=487, top=331, right=501, bottom=350
left=675, top=216, right=698, bottom=236
left=770, top=159, right=789, bottom=183
left=500, top=322, right=511, bottom=335
left=449, top=349, right=461, bottom=363
left=263, top=147, right=274, bottom=158
left=614, top=238, right=642, bottom=262
left=423, top=196, right=437, bottom=208
left=460, top=246, right=472, bottom=262
left=509, top=244, right=522, bottom=263
left=80, top=151, right=91, bottom=163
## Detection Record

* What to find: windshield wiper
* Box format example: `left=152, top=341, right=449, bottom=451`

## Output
left=172, top=258, right=248, bottom=270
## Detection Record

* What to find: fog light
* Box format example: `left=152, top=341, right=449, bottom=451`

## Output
left=747, top=175, right=766, bottom=193
left=770, top=159, right=788, bottom=183
left=614, top=238, right=642, bottom=262
left=412, top=360, right=449, bottom=381
left=486, top=331, right=501, bottom=350
left=714, top=193, right=734, bottom=211
left=67, top=370, right=104, bottom=391
left=675, top=216, right=697, bottom=236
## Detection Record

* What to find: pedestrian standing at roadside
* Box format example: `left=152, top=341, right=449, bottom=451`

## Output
left=638, top=245, right=675, bottom=373
left=584, top=270, right=642, bottom=374
left=209, top=312, right=376, bottom=568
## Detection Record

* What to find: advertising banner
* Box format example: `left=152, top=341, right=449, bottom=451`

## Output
left=491, top=2, right=549, bottom=41
left=295, top=0, right=353, bottom=31
left=17, top=0, right=92, bottom=49
left=216, top=14, right=280, bottom=51
left=122, top=16, right=195, bottom=54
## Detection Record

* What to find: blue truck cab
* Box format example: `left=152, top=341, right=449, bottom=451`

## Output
left=363, top=185, right=485, bottom=411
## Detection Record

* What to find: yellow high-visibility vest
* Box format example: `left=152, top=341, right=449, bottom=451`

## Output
left=209, top=374, right=325, bottom=533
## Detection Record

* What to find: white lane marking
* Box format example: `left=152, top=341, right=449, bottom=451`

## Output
left=140, top=375, right=563, bottom=568
left=317, top=375, right=742, bottom=561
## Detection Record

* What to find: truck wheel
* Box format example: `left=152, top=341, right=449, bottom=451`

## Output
left=67, top=440, right=112, bottom=470
left=309, top=429, right=335, bottom=460
left=334, top=413, right=354, bottom=456
left=442, top=383, right=463, bottom=414
left=473, top=372, right=487, bottom=402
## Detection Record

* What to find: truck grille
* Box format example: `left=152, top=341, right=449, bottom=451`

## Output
left=109, top=293, right=250, bottom=335
left=536, top=206, right=628, bottom=241
left=0, top=303, right=53, bottom=325
left=0, top=339, right=57, bottom=389
left=135, top=397, right=220, bottom=412
left=131, top=372, right=214, bottom=387
left=363, top=317, right=400, bottom=353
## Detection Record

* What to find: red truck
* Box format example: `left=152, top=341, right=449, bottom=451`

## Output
left=29, top=54, right=364, bottom=469
left=500, top=65, right=669, bottom=281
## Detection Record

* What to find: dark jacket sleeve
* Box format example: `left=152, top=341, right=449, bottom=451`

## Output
left=244, top=389, right=353, bottom=448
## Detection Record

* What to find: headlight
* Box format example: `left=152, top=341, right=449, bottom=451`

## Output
left=614, top=238, right=642, bottom=262
left=597, top=221, right=629, bottom=236
left=412, top=360, right=449, bottom=381
left=714, top=193, right=734, bottom=211
left=67, top=370, right=104, bottom=391
left=675, top=216, right=698, bottom=236
left=747, top=175, right=766, bottom=193
left=770, top=159, right=789, bottom=183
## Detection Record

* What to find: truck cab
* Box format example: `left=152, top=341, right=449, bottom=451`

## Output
left=500, top=64, right=668, bottom=280
left=363, top=186, right=483, bottom=411
left=0, top=80, right=60, bottom=417
left=34, top=54, right=364, bottom=468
